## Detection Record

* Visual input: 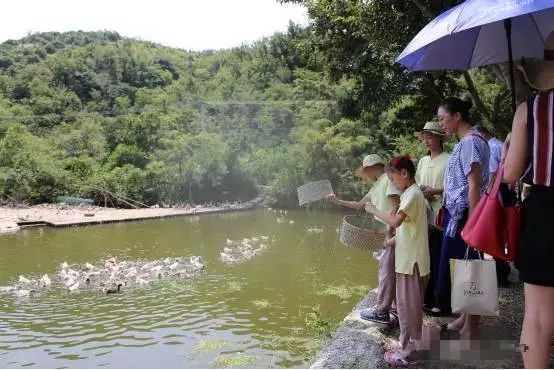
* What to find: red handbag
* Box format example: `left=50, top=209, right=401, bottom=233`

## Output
left=461, top=164, right=520, bottom=262
left=435, top=206, right=446, bottom=230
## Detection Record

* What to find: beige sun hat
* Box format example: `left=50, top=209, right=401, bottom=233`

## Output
left=354, top=154, right=385, bottom=179
left=415, top=121, right=445, bottom=138
left=518, top=31, right=554, bottom=92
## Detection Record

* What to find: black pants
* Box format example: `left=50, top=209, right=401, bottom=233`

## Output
left=424, top=226, right=450, bottom=310
left=496, top=258, right=511, bottom=287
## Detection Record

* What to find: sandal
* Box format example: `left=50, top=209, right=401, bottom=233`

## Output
left=423, top=306, right=451, bottom=317
left=441, top=321, right=463, bottom=332
left=383, top=351, right=418, bottom=368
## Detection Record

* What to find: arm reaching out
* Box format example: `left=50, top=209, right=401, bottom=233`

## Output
left=365, top=200, right=406, bottom=228
left=325, top=193, right=369, bottom=210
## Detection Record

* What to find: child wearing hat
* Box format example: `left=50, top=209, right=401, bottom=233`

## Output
left=326, top=154, right=400, bottom=325
left=365, top=155, right=430, bottom=366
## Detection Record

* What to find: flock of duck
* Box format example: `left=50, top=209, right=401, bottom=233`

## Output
left=220, top=236, right=271, bottom=264
left=0, top=255, right=205, bottom=298
left=2, top=209, right=327, bottom=297
left=270, top=209, right=325, bottom=233
left=269, top=208, right=295, bottom=225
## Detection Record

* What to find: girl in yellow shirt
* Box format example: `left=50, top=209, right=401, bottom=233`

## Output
left=365, top=155, right=430, bottom=366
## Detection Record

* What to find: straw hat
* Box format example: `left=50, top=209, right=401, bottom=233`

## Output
left=354, top=154, right=385, bottom=179
left=518, top=31, right=554, bottom=91
left=415, top=121, right=445, bottom=138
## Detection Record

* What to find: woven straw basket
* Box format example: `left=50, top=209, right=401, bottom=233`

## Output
left=339, top=215, right=385, bottom=250
left=297, top=180, right=334, bottom=206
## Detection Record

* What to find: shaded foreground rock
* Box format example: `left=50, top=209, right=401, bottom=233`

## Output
left=311, top=284, right=533, bottom=368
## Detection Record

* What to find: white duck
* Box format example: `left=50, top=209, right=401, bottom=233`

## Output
left=220, top=252, right=235, bottom=263
left=39, top=274, right=51, bottom=287
left=125, top=267, right=138, bottom=278
left=151, top=265, right=163, bottom=273
left=136, top=276, right=149, bottom=286
left=65, top=277, right=76, bottom=288
left=104, top=257, right=117, bottom=269
left=15, top=289, right=33, bottom=297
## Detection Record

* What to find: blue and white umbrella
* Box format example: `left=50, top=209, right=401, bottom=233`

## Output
left=396, top=0, right=554, bottom=110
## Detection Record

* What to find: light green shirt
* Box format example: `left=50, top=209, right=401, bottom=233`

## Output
left=395, top=184, right=430, bottom=276
left=366, top=173, right=400, bottom=226
left=415, top=152, right=449, bottom=218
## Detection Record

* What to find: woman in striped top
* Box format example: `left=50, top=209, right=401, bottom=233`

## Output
left=436, top=97, right=489, bottom=341
left=504, top=31, right=554, bottom=369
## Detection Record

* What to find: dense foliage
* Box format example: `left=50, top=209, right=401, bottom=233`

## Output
left=0, top=1, right=523, bottom=206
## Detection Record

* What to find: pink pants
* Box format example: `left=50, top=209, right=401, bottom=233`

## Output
left=376, top=245, right=396, bottom=312
left=396, top=264, right=429, bottom=358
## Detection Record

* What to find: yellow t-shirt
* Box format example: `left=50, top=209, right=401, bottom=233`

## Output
left=395, top=184, right=430, bottom=276
left=366, top=173, right=400, bottom=226
left=415, top=152, right=449, bottom=218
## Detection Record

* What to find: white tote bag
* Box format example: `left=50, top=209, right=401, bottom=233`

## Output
left=451, top=251, right=499, bottom=316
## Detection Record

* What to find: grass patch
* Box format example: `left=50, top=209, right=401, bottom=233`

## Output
left=305, top=305, right=334, bottom=339
left=269, top=306, right=338, bottom=362
left=214, top=353, right=256, bottom=368
left=192, top=338, right=228, bottom=353
left=272, top=335, right=320, bottom=362
left=252, top=299, right=270, bottom=309
left=317, top=284, right=370, bottom=301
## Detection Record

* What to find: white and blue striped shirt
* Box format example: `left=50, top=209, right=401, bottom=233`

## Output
left=443, top=130, right=490, bottom=237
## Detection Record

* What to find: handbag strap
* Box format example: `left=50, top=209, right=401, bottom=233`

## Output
left=487, top=163, right=505, bottom=197
left=464, top=245, right=484, bottom=261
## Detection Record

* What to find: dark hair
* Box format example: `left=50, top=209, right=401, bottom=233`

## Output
left=439, top=97, right=473, bottom=122
left=473, top=124, right=492, bottom=137
left=426, top=140, right=444, bottom=156
left=387, top=155, right=415, bottom=179
left=421, top=132, right=445, bottom=155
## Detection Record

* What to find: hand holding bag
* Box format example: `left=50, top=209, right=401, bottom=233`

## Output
left=461, top=164, right=520, bottom=261
left=451, top=249, right=499, bottom=316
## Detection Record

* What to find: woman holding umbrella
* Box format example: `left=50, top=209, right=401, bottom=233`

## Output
left=503, top=31, right=554, bottom=369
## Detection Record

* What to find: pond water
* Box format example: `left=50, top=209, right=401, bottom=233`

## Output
left=0, top=208, right=380, bottom=368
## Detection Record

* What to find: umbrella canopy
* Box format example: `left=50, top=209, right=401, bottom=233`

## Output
left=396, top=0, right=554, bottom=71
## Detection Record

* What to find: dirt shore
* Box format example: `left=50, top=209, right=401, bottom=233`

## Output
left=310, top=283, right=542, bottom=369
left=0, top=198, right=263, bottom=232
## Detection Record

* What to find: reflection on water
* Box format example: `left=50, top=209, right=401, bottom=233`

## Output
left=0, top=209, right=379, bottom=368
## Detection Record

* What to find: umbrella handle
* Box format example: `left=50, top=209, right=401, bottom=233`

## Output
left=504, top=18, right=517, bottom=113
